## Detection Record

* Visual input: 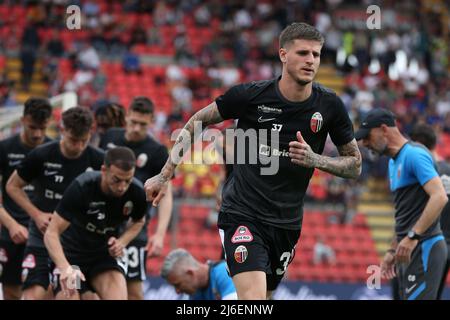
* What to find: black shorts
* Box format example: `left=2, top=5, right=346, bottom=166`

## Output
left=0, top=240, right=26, bottom=285
left=51, top=252, right=127, bottom=295
left=218, top=211, right=300, bottom=291
left=437, top=239, right=450, bottom=299
left=125, top=239, right=147, bottom=281
left=21, top=246, right=51, bottom=291
left=397, top=234, right=448, bottom=300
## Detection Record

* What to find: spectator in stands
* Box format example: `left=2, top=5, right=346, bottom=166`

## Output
left=146, top=27, right=163, bottom=46
left=77, top=42, right=100, bottom=71
left=128, top=25, right=147, bottom=47
left=313, top=236, right=336, bottom=265
left=0, top=75, right=16, bottom=107
left=83, top=2, right=101, bottom=30
left=46, top=30, right=64, bottom=58
left=122, top=47, right=142, bottom=74
left=20, top=22, right=40, bottom=91
left=161, top=248, right=237, bottom=300
left=170, top=83, right=193, bottom=114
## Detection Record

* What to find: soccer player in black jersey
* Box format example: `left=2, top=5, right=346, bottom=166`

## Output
left=145, top=22, right=362, bottom=299
left=0, top=97, right=52, bottom=299
left=91, top=102, right=126, bottom=148
left=100, top=96, right=172, bottom=300
left=6, top=106, right=104, bottom=300
left=44, top=147, right=146, bottom=300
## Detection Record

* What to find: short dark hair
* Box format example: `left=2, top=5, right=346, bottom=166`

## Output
left=104, top=147, right=136, bottom=171
left=279, top=22, right=324, bottom=48
left=410, top=123, right=437, bottom=150
left=95, top=102, right=126, bottom=129
left=23, top=97, right=52, bottom=123
left=62, top=106, right=94, bottom=137
left=129, top=96, right=154, bottom=115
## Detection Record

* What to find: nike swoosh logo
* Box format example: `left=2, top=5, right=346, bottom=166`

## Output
left=44, top=170, right=58, bottom=176
left=405, top=283, right=417, bottom=294
left=258, top=116, right=276, bottom=123
left=127, top=272, right=139, bottom=277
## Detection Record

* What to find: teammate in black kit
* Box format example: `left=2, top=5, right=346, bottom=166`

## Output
left=409, top=123, right=450, bottom=299
left=91, top=102, right=126, bottom=148
left=0, top=97, right=52, bottom=300
left=145, top=22, right=362, bottom=299
left=100, top=96, right=172, bottom=300
left=44, top=147, right=146, bottom=300
left=6, top=106, right=104, bottom=300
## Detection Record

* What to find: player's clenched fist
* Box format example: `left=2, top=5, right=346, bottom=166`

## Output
left=144, top=174, right=168, bottom=207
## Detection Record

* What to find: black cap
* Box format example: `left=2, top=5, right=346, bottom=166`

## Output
left=355, top=108, right=396, bottom=140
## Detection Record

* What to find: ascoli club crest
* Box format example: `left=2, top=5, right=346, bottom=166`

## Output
left=310, top=112, right=323, bottom=133
left=123, top=201, right=134, bottom=216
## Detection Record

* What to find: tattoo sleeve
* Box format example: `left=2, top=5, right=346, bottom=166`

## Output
left=160, top=102, right=224, bottom=181
left=314, top=139, right=362, bottom=179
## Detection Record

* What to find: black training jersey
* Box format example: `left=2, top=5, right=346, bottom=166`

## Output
left=215, top=78, right=354, bottom=230
left=56, top=171, right=147, bottom=256
left=99, top=128, right=168, bottom=183
left=99, top=128, right=169, bottom=241
left=16, top=140, right=104, bottom=248
left=0, top=134, right=51, bottom=241
left=437, top=160, right=450, bottom=241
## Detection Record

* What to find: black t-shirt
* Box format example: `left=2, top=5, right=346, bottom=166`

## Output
left=16, top=140, right=104, bottom=248
left=215, top=78, right=354, bottom=230
left=99, top=128, right=169, bottom=241
left=437, top=160, right=450, bottom=241
left=99, top=128, right=168, bottom=183
left=56, top=171, right=147, bottom=257
left=0, top=134, right=51, bottom=241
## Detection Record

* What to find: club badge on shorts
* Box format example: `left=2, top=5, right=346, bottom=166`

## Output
left=234, top=245, right=248, bottom=264
left=22, top=254, right=36, bottom=269
left=0, top=248, right=8, bottom=263
left=310, top=112, right=323, bottom=133
left=231, top=225, right=253, bottom=243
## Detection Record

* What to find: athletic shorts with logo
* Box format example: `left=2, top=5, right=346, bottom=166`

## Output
left=218, top=211, right=300, bottom=291
left=0, top=240, right=26, bottom=285
left=21, top=246, right=51, bottom=290
left=397, top=234, right=447, bottom=300
left=51, top=251, right=128, bottom=295
left=125, top=239, right=147, bottom=281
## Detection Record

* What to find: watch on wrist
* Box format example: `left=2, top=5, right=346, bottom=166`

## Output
left=407, top=230, right=421, bottom=240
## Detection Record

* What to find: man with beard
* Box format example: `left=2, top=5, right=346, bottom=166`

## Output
left=145, top=22, right=361, bottom=299
left=44, top=147, right=146, bottom=300
left=0, top=97, right=52, bottom=299
left=7, top=106, right=104, bottom=299
left=357, top=109, right=448, bottom=300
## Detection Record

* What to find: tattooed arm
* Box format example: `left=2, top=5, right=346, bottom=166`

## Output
left=145, top=102, right=224, bottom=205
left=289, top=132, right=362, bottom=179
left=161, top=102, right=223, bottom=180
